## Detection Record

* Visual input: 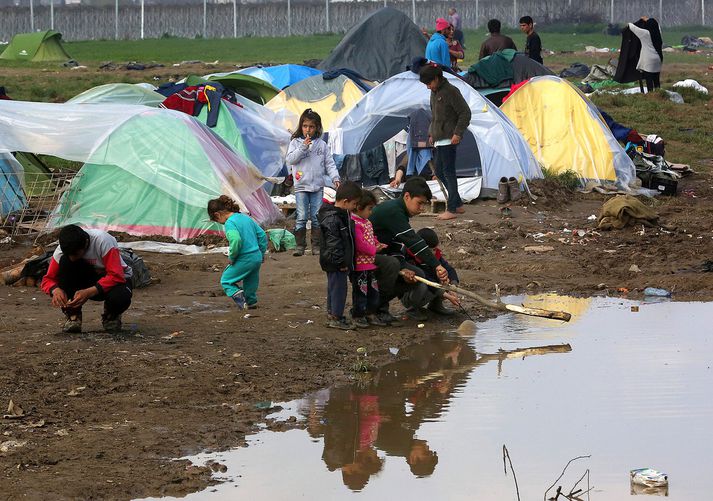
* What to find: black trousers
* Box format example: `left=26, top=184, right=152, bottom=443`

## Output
left=373, top=254, right=433, bottom=313
left=640, top=71, right=661, bottom=93
left=58, top=256, right=132, bottom=318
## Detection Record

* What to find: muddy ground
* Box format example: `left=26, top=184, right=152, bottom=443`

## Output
left=1, top=173, right=713, bottom=499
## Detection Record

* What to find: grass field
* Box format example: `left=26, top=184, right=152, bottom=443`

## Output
left=0, top=25, right=712, bottom=171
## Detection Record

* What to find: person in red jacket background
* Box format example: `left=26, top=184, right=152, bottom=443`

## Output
left=42, top=225, right=133, bottom=333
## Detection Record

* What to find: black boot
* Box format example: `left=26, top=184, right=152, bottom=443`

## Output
left=310, top=227, right=321, bottom=256
left=293, top=228, right=306, bottom=256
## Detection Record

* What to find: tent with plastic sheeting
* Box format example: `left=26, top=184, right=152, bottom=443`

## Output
left=500, top=76, right=637, bottom=188
left=0, top=153, right=26, bottom=217
left=329, top=71, right=542, bottom=190
left=67, top=83, right=165, bottom=107
left=237, top=65, right=323, bottom=90
left=318, top=7, right=427, bottom=82
left=0, top=100, right=280, bottom=241
left=0, top=30, right=71, bottom=62
left=266, top=73, right=373, bottom=133
left=186, top=74, right=280, bottom=105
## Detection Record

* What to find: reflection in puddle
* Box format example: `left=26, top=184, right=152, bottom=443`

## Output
left=145, top=298, right=713, bottom=501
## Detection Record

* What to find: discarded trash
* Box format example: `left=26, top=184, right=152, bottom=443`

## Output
left=644, top=287, right=671, bottom=297
left=254, top=401, right=272, bottom=410
left=356, top=347, right=367, bottom=355
left=673, top=79, right=708, bottom=94
left=388, top=347, right=399, bottom=355
left=456, top=319, right=477, bottom=336
left=631, top=468, right=668, bottom=487
left=587, top=214, right=597, bottom=221
left=0, top=440, right=27, bottom=452
left=417, top=323, right=425, bottom=328
left=631, top=306, right=639, bottom=312
left=524, top=245, right=555, bottom=253
left=3, top=400, right=25, bottom=419
left=161, top=331, right=183, bottom=340
left=629, top=264, right=641, bottom=273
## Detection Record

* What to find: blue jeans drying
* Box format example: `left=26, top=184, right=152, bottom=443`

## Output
left=434, top=144, right=462, bottom=213
left=295, top=190, right=323, bottom=232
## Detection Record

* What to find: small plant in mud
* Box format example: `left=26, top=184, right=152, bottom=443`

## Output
left=541, top=167, right=581, bottom=191
left=351, top=346, right=370, bottom=373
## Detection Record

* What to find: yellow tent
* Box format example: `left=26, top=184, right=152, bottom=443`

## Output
left=266, top=74, right=371, bottom=133
left=500, top=76, right=635, bottom=186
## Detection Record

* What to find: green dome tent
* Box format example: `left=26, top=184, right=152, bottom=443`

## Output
left=0, top=30, right=72, bottom=62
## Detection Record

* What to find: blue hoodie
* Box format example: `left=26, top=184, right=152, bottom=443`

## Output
left=425, top=32, right=451, bottom=67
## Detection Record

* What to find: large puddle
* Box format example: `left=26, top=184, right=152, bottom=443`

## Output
left=146, top=297, right=713, bottom=500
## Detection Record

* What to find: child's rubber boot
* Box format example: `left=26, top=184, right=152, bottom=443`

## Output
left=293, top=228, right=306, bottom=256
left=231, top=291, right=248, bottom=310
left=310, top=227, right=321, bottom=256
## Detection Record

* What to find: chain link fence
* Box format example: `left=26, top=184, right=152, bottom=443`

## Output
left=0, top=0, right=709, bottom=42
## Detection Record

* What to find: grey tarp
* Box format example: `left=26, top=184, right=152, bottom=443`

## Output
left=464, top=53, right=553, bottom=90
left=318, top=7, right=427, bottom=82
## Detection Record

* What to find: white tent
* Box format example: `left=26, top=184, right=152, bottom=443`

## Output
left=329, top=71, right=542, bottom=190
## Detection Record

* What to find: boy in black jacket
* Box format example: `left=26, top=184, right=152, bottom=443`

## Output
left=318, top=181, right=362, bottom=330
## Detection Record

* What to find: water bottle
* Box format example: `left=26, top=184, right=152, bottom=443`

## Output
left=643, top=287, right=671, bottom=297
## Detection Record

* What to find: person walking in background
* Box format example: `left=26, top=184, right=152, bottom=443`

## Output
left=419, top=64, right=471, bottom=221
left=479, top=19, right=517, bottom=59
left=285, top=108, right=341, bottom=257
left=425, top=18, right=452, bottom=67
left=207, top=195, right=267, bottom=310
left=448, top=7, right=464, bottom=46
left=628, top=16, right=663, bottom=92
left=519, top=16, right=543, bottom=64
left=446, top=23, right=465, bottom=71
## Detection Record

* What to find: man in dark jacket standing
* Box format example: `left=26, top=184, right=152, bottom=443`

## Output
left=318, top=181, right=362, bottom=330
left=479, top=19, right=517, bottom=59
left=419, top=64, right=471, bottom=220
left=519, top=16, right=543, bottom=64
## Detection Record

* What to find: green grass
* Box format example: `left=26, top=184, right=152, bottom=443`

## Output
left=541, top=168, right=582, bottom=191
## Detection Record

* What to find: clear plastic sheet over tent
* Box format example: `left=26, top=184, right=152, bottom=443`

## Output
left=66, top=83, right=165, bottom=107
left=0, top=152, right=26, bottom=216
left=0, top=100, right=280, bottom=241
left=500, top=76, right=637, bottom=189
left=330, top=71, right=542, bottom=190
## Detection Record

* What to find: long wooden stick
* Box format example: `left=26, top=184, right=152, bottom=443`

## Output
left=408, top=274, right=572, bottom=322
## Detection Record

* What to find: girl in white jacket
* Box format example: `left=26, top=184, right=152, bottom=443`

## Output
left=285, top=109, right=341, bottom=256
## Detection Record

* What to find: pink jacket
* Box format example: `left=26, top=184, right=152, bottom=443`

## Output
left=352, top=214, right=378, bottom=271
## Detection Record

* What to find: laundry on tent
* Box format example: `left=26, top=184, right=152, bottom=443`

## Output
left=238, top=65, right=323, bottom=90
left=0, top=30, right=72, bottom=62
left=186, top=73, right=280, bottom=105
left=500, top=76, right=637, bottom=189
left=329, top=70, right=541, bottom=192
left=0, top=100, right=279, bottom=241
left=318, top=7, right=427, bottom=82
left=267, top=73, right=374, bottom=133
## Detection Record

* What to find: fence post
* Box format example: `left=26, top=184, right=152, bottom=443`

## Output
left=50, top=0, right=54, bottom=30
left=659, top=0, right=662, bottom=24
left=411, top=0, right=416, bottom=24
left=30, top=0, right=34, bottom=32
left=513, top=0, right=517, bottom=26
left=475, top=0, right=479, bottom=28
left=140, top=0, right=144, bottom=39
left=610, top=0, right=614, bottom=24
left=383, top=0, right=386, bottom=6
left=288, top=0, right=292, bottom=36
left=325, top=0, right=329, bottom=32
left=233, top=0, right=237, bottom=38
left=703, top=0, right=706, bottom=25
left=203, top=0, right=207, bottom=38
left=115, top=0, right=119, bottom=40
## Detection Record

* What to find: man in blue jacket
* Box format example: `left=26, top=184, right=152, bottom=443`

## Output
left=425, top=18, right=451, bottom=68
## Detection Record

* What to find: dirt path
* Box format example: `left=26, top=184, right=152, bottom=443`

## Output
left=1, top=176, right=713, bottom=499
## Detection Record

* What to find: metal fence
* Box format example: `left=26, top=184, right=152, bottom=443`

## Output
left=0, top=0, right=709, bottom=42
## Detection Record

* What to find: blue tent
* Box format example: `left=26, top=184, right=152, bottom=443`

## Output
left=238, top=64, right=322, bottom=90
left=0, top=153, right=26, bottom=217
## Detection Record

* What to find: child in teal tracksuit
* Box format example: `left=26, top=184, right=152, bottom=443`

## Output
left=207, top=195, right=268, bottom=309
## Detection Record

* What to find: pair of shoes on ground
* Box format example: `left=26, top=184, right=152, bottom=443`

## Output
left=62, top=314, right=123, bottom=334
left=328, top=314, right=388, bottom=330
left=231, top=291, right=257, bottom=310
left=497, top=177, right=523, bottom=204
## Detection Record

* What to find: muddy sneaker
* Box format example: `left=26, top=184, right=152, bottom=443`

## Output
left=508, top=177, right=522, bottom=202
left=247, top=303, right=259, bottom=310
left=376, top=312, right=402, bottom=327
left=327, top=317, right=356, bottom=331
left=102, top=316, right=123, bottom=333
left=428, top=297, right=456, bottom=316
left=403, top=308, right=428, bottom=322
left=62, top=315, right=82, bottom=334
left=367, top=314, right=388, bottom=327
left=497, top=177, right=510, bottom=204
left=231, top=291, right=247, bottom=310
left=353, top=317, right=370, bottom=329
left=311, top=246, right=320, bottom=256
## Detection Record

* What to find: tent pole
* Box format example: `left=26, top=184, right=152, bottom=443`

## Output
left=140, top=0, right=144, bottom=39
left=30, top=0, right=34, bottom=32
left=50, top=0, right=54, bottom=30
left=203, top=0, right=207, bottom=38
left=233, top=0, right=237, bottom=38
left=325, top=0, right=329, bottom=32
left=115, top=0, right=118, bottom=40
left=288, top=0, right=292, bottom=37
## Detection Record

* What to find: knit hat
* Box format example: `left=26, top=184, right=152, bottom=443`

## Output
left=435, top=18, right=450, bottom=32
left=323, top=187, right=336, bottom=205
